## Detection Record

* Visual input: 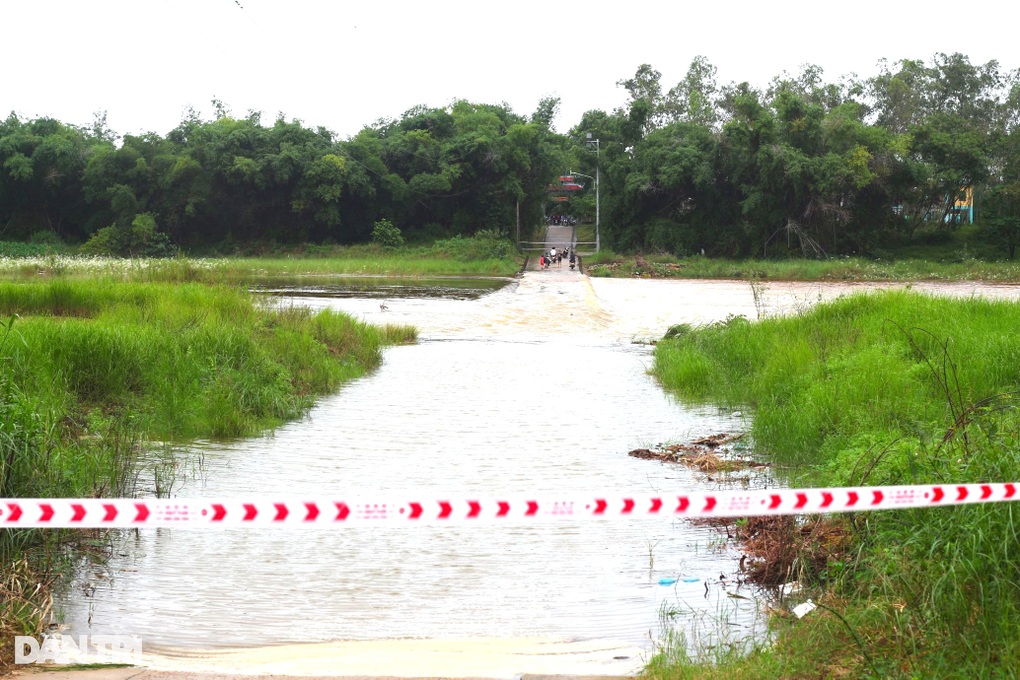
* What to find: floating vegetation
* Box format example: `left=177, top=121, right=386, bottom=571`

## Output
left=628, top=434, right=763, bottom=473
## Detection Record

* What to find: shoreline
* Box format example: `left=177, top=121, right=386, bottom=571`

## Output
left=13, top=637, right=643, bottom=679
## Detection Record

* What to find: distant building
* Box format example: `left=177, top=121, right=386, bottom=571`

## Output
left=892, top=186, right=974, bottom=224
left=946, top=186, right=974, bottom=224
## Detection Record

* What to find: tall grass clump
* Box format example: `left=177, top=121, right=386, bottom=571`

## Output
left=0, top=281, right=391, bottom=439
left=0, top=280, right=396, bottom=659
left=0, top=310, right=143, bottom=666
left=651, top=290, right=1020, bottom=676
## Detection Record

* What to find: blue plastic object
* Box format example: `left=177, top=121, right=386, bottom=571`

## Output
left=658, top=577, right=677, bottom=585
left=682, top=577, right=700, bottom=582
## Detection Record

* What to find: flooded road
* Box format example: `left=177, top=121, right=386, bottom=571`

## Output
left=55, top=269, right=1020, bottom=677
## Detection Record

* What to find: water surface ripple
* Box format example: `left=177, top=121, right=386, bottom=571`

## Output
left=57, top=273, right=1020, bottom=675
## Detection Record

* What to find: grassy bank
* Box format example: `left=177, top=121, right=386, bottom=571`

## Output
left=583, top=250, right=1020, bottom=282
left=0, top=234, right=524, bottom=282
left=649, top=291, right=1020, bottom=677
left=0, top=279, right=414, bottom=665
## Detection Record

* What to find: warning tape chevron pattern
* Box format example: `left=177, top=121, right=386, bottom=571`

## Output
left=0, top=482, right=1016, bottom=528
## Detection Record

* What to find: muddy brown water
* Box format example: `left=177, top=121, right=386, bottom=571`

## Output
left=53, top=272, right=1020, bottom=677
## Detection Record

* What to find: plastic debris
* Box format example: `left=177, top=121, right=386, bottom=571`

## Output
left=792, top=599, right=817, bottom=619
left=658, top=577, right=677, bottom=585
left=780, top=581, right=802, bottom=596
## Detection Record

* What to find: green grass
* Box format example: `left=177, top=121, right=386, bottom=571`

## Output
left=650, top=291, right=1020, bottom=676
left=586, top=223, right=1020, bottom=282
left=573, top=223, right=596, bottom=247
left=0, top=241, right=73, bottom=258
left=0, top=246, right=447, bottom=666
left=0, top=234, right=525, bottom=283
left=0, top=279, right=410, bottom=665
left=0, top=280, right=405, bottom=440
left=584, top=250, right=1020, bottom=282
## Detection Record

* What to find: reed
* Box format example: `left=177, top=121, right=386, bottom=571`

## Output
left=0, top=279, right=396, bottom=655
left=651, top=290, right=1020, bottom=675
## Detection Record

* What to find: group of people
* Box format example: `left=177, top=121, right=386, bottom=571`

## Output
left=538, top=246, right=576, bottom=270
left=548, top=214, right=577, bottom=226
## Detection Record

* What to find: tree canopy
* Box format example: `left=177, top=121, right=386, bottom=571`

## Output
left=3, top=53, right=1020, bottom=258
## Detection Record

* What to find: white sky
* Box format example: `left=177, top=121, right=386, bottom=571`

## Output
left=4, top=0, right=1017, bottom=140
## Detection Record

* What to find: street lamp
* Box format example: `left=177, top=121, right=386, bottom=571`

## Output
left=567, top=170, right=593, bottom=252
left=569, top=134, right=600, bottom=253
left=583, top=133, right=600, bottom=252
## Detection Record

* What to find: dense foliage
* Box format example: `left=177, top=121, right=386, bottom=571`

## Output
left=651, top=292, right=1020, bottom=676
left=571, top=54, right=1020, bottom=258
left=2, top=52, right=1020, bottom=258
left=0, top=101, right=566, bottom=253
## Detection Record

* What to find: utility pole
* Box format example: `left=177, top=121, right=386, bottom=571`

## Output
left=585, top=133, right=600, bottom=252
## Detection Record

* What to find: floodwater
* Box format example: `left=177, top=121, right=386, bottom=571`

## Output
left=54, top=269, right=1020, bottom=677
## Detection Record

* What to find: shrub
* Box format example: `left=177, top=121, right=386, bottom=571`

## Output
left=28, top=230, right=64, bottom=246
left=371, top=219, right=404, bottom=248
left=79, top=213, right=174, bottom=258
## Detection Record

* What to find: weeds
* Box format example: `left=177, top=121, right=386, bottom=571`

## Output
left=647, top=594, right=772, bottom=679
left=0, top=236, right=523, bottom=283
left=651, top=289, right=1020, bottom=675
left=0, top=279, right=398, bottom=666
left=583, top=252, right=1020, bottom=282
left=0, top=559, right=53, bottom=667
left=749, top=276, right=768, bottom=320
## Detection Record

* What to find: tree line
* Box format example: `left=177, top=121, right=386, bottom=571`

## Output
left=573, top=53, right=1020, bottom=258
left=2, top=52, right=1020, bottom=258
left=0, top=100, right=566, bottom=254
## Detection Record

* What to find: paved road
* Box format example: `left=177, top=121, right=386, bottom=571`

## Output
left=530, top=224, right=579, bottom=271
left=543, top=224, right=575, bottom=252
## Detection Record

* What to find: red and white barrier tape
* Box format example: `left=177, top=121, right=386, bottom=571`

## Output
left=0, top=482, right=1017, bottom=528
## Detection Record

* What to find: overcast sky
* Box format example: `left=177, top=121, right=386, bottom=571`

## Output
left=4, top=0, right=1017, bottom=140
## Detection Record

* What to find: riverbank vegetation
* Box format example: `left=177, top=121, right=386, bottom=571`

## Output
left=0, top=102, right=564, bottom=255
left=583, top=250, right=1020, bottom=282
left=0, top=234, right=523, bottom=282
left=649, top=290, right=1020, bottom=677
left=583, top=223, right=1020, bottom=281
left=0, top=279, right=414, bottom=666
left=4, top=53, right=1020, bottom=264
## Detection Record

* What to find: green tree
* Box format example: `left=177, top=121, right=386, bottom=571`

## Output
left=371, top=218, right=404, bottom=247
left=660, top=56, right=721, bottom=128
left=983, top=185, right=1020, bottom=258
left=80, top=212, right=173, bottom=257
left=0, top=114, right=98, bottom=240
